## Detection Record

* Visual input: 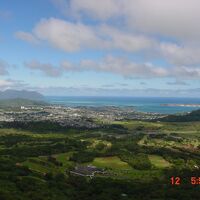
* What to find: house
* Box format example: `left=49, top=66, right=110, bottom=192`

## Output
left=70, top=165, right=105, bottom=178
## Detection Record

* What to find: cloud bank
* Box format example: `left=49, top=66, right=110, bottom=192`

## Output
left=24, top=56, right=200, bottom=79
left=6, top=0, right=200, bottom=97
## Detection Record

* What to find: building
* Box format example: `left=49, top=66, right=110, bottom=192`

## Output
left=70, top=165, right=105, bottom=178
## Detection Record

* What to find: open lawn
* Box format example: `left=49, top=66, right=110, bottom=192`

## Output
left=53, top=152, right=74, bottom=171
left=22, top=157, right=58, bottom=174
left=87, top=139, right=112, bottom=148
left=91, top=156, right=164, bottom=181
left=22, top=152, right=75, bottom=174
left=148, top=155, right=172, bottom=168
left=92, top=156, right=132, bottom=170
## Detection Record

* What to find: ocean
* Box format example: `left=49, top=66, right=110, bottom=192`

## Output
left=45, top=96, right=200, bottom=114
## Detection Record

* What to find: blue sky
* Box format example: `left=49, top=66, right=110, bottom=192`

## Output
left=0, top=0, right=200, bottom=97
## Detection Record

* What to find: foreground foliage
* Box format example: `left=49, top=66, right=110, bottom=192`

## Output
left=0, top=119, right=200, bottom=199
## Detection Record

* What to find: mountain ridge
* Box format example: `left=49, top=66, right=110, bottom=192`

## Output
left=0, top=89, right=44, bottom=101
left=0, top=98, right=48, bottom=108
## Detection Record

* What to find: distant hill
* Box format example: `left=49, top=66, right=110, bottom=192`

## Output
left=0, top=98, right=48, bottom=108
left=0, top=89, right=44, bottom=101
left=159, top=109, right=200, bottom=122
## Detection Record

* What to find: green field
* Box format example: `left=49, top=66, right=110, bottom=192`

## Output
left=22, top=158, right=57, bottom=174
left=112, top=120, right=200, bottom=138
left=92, top=156, right=132, bottom=170
left=0, top=118, right=200, bottom=199
left=148, top=155, right=172, bottom=168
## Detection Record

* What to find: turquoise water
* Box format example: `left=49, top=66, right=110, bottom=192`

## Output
left=45, top=96, right=200, bottom=114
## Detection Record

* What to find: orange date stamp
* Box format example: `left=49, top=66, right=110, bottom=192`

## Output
left=170, top=176, right=200, bottom=185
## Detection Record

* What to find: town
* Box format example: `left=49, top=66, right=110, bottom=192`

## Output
left=0, top=105, right=166, bottom=128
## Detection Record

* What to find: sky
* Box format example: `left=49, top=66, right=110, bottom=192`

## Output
left=0, top=0, right=200, bottom=97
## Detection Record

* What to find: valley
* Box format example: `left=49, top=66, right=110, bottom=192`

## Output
left=0, top=106, right=200, bottom=199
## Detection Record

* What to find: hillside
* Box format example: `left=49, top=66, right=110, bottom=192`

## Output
left=159, top=109, right=200, bottom=122
left=0, top=89, right=44, bottom=101
left=0, top=98, right=48, bottom=108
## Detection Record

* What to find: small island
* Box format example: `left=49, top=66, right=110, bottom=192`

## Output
left=161, top=103, right=200, bottom=107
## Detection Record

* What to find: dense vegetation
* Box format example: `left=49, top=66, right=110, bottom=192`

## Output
left=0, top=118, right=200, bottom=199
left=159, top=109, right=200, bottom=122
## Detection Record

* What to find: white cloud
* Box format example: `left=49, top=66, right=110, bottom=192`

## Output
left=15, top=31, right=39, bottom=44
left=0, top=79, right=12, bottom=87
left=0, top=79, right=28, bottom=90
left=24, top=60, right=62, bottom=77
left=160, top=43, right=200, bottom=66
left=54, top=0, right=200, bottom=43
left=78, top=56, right=168, bottom=78
left=33, top=18, right=102, bottom=52
left=172, top=66, right=200, bottom=79
left=24, top=55, right=200, bottom=79
left=126, top=0, right=200, bottom=42
left=70, top=0, right=122, bottom=20
left=99, top=25, right=155, bottom=52
left=17, top=18, right=155, bottom=53
left=25, top=56, right=168, bottom=78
